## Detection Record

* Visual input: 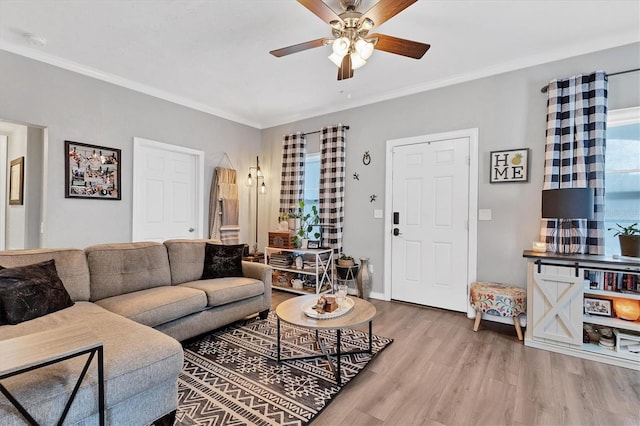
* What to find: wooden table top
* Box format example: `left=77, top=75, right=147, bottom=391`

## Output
left=275, top=294, right=376, bottom=330
left=0, top=324, right=102, bottom=376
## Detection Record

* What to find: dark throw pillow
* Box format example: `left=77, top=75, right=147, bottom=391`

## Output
left=0, top=259, right=74, bottom=325
left=202, top=243, right=244, bottom=279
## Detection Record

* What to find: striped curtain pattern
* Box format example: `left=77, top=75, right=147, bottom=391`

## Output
left=540, top=71, right=608, bottom=254
left=279, top=133, right=306, bottom=215
left=319, top=125, right=347, bottom=254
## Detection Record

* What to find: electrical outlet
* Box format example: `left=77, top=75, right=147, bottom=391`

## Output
left=374, top=209, right=383, bottom=219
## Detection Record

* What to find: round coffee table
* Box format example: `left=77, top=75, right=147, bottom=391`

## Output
left=275, top=294, right=376, bottom=385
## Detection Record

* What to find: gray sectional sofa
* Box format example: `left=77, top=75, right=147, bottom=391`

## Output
left=0, top=239, right=272, bottom=425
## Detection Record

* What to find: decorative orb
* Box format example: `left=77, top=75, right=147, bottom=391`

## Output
left=613, top=298, right=640, bottom=321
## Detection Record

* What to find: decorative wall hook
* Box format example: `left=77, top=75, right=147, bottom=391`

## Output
left=353, top=172, right=360, bottom=180
left=363, top=151, right=371, bottom=165
left=370, top=194, right=377, bottom=203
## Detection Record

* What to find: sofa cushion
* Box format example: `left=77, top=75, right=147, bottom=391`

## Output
left=85, top=242, right=172, bottom=301
left=179, top=277, right=264, bottom=307
left=0, top=248, right=90, bottom=302
left=94, top=286, right=207, bottom=327
left=0, top=259, right=74, bottom=324
left=202, top=243, right=244, bottom=279
left=0, top=302, right=183, bottom=425
left=164, top=239, right=220, bottom=285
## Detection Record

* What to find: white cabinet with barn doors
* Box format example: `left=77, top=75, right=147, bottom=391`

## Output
left=524, top=251, right=640, bottom=370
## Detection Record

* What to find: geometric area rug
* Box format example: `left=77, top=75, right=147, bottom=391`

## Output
left=175, top=311, right=393, bottom=425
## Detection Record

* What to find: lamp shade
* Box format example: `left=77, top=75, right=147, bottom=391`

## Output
left=541, top=188, right=594, bottom=219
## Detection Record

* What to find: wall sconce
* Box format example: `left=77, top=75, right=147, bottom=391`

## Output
left=541, top=187, right=594, bottom=254
left=246, top=156, right=267, bottom=253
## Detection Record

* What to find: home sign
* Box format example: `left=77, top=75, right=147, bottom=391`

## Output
left=490, top=148, right=529, bottom=183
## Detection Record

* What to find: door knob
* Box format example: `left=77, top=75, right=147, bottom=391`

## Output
left=188, top=228, right=195, bottom=232
left=393, top=228, right=402, bottom=236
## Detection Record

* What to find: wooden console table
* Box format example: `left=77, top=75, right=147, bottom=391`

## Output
left=0, top=324, right=105, bottom=425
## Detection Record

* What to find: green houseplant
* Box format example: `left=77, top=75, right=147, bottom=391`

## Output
left=292, top=201, right=321, bottom=247
left=337, top=253, right=355, bottom=267
left=336, top=253, right=358, bottom=280
left=608, top=223, right=640, bottom=258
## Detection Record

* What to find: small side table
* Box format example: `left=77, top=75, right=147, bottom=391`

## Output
left=0, top=325, right=105, bottom=425
left=336, top=264, right=359, bottom=296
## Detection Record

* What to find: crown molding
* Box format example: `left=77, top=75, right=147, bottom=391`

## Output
left=2, top=32, right=638, bottom=130
left=0, top=42, right=261, bottom=129
left=260, top=36, right=640, bottom=128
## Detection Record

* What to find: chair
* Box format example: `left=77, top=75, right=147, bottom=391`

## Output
left=470, top=281, right=526, bottom=340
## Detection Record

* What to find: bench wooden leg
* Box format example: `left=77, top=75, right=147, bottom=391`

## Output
left=513, top=316, right=523, bottom=341
left=473, top=311, right=482, bottom=332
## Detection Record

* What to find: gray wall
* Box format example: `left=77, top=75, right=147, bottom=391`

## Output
left=0, top=50, right=262, bottom=248
left=261, top=43, right=640, bottom=294
left=1, top=43, right=637, bottom=291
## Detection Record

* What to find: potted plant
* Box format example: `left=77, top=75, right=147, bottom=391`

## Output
left=292, top=201, right=320, bottom=248
left=337, top=253, right=355, bottom=267
left=608, top=223, right=640, bottom=258
left=336, top=253, right=358, bottom=279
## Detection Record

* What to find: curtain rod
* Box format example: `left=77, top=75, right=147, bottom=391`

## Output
left=301, top=125, right=350, bottom=137
left=540, top=68, right=640, bottom=93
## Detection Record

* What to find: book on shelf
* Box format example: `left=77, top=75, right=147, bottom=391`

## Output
left=584, top=269, right=639, bottom=294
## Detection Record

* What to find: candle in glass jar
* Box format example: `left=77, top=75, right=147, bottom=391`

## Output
left=532, top=242, right=546, bottom=252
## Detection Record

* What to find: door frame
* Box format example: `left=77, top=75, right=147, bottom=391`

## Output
left=383, top=128, right=479, bottom=309
left=0, top=135, right=6, bottom=250
left=132, top=137, right=205, bottom=242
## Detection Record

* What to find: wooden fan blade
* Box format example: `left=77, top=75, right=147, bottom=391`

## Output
left=371, top=33, right=430, bottom=59
left=360, top=0, right=417, bottom=29
left=337, top=54, right=354, bottom=80
left=270, top=38, right=330, bottom=57
left=297, top=0, right=343, bottom=25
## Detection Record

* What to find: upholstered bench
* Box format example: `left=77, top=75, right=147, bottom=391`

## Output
left=469, top=281, right=526, bottom=340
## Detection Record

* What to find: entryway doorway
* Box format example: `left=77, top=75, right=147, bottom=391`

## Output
left=132, top=137, right=205, bottom=242
left=383, top=129, right=478, bottom=312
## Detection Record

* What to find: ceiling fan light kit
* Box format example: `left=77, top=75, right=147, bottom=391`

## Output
left=270, top=0, right=430, bottom=80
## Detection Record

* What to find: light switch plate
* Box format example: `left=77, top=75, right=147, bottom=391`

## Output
left=479, top=209, right=492, bottom=221
left=374, top=209, right=383, bottom=219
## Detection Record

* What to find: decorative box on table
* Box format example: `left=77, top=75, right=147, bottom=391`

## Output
left=268, top=232, right=294, bottom=249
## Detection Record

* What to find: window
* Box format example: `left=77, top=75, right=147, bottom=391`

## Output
left=604, top=107, right=640, bottom=255
left=303, top=153, right=320, bottom=217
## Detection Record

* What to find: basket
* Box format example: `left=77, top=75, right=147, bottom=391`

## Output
left=268, top=232, right=294, bottom=249
left=272, top=270, right=296, bottom=287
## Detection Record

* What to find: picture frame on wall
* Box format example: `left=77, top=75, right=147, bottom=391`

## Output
left=65, top=140, right=121, bottom=200
left=9, top=156, right=24, bottom=205
left=489, top=148, right=530, bottom=183
left=584, top=297, right=613, bottom=317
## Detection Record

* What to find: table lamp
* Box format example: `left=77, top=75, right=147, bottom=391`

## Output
left=541, top=187, right=594, bottom=254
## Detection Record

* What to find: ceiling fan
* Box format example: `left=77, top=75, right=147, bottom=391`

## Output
left=270, top=0, right=430, bottom=80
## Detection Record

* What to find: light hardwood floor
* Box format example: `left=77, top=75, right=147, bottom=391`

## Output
left=270, top=290, right=640, bottom=426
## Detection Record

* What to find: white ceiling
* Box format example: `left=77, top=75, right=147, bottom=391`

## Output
left=1, top=0, right=638, bottom=129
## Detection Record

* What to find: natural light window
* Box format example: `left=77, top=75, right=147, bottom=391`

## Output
left=303, top=153, right=320, bottom=216
left=604, top=107, right=640, bottom=255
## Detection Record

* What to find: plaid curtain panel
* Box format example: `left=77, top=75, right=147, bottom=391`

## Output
left=279, top=133, right=306, bottom=215
left=540, top=71, right=607, bottom=254
left=319, top=125, right=347, bottom=254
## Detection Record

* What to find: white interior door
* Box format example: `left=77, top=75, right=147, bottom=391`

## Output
left=132, top=137, right=204, bottom=242
left=390, top=136, right=470, bottom=312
